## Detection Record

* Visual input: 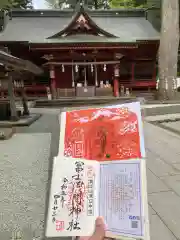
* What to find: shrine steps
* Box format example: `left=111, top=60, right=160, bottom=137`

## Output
left=34, top=96, right=137, bottom=108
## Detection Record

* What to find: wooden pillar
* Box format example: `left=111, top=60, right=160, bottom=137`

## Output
left=21, top=80, right=29, bottom=116
left=131, top=62, right=135, bottom=82
left=7, top=73, right=19, bottom=121
left=114, top=64, right=120, bottom=97
left=50, top=65, right=56, bottom=99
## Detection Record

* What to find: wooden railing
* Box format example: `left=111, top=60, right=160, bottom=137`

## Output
left=119, top=79, right=156, bottom=88
left=0, top=79, right=156, bottom=99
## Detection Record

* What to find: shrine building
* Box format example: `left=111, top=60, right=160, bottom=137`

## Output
left=0, top=4, right=159, bottom=98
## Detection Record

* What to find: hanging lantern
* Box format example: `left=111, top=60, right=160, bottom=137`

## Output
left=95, top=65, right=98, bottom=86
left=103, top=64, right=106, bottom=72
left=114, top=64, right=120, bottom=77
left=84, top=67, right=87, bottom=87
left=75, top=64, right=79, bottom=73
left=50, top=66, right=55, bottom=78
left=91, top=64, right=94, bottom=73
left=72, top=65, right=75, bottom=87
left=62, top=64, right=65, bottom=72
left=71, top=61, right=75, bottom=88
left=21, top=80, right=24, bottom=88
left=72, top=79, right=75, bottom=87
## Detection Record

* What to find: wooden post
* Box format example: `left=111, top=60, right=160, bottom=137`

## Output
left=21, top=81, right=29, bottom=116
left=114, top=64, right=120, bottom=97
left=50, top=65, right=56, bottom=99
left=7, top=72, right=19, bottom=121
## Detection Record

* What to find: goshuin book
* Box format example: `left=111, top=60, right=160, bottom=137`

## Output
left=46, top=156, right=149, bottom=239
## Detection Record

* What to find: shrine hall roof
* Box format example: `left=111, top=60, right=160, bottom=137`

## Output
left=0, top=8, right=159, bottom=43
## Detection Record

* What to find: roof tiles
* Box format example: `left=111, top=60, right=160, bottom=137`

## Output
left=0, top=8, right=159, bottom=43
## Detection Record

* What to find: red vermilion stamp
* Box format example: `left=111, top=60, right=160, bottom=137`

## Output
left=56, top=220, right=65, bottom=231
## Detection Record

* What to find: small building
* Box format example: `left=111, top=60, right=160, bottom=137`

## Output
left=0, top=4, right=159, bottom=98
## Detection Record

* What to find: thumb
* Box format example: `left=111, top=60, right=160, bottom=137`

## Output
left=89, top=217, right=106, bottom=240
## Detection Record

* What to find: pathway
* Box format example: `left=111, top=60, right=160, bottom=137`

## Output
left=145, top=122, right=180, bottom=240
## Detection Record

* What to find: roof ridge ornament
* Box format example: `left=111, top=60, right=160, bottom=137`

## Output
left=47, top=0, right=118, bottom=39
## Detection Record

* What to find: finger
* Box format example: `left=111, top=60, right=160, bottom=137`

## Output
left=79, top=237, right=89, bottom=240
left=89, top=217, right=106, bottom=240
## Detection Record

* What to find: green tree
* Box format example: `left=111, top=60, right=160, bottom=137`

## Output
left=10, top=0, right=33, bottom=9
left=45, top=0, right=108, bottom=9
left=0, top=0, right=10, bottom=8
left=109, top=0, right=135, bottom=8
left=0, top=0, right=33, bottom=9
left=109, top=0, right=146, bottom=8
left=158, top=0, right=179, bottom=100
left=45, top=0, right=63, bottom=9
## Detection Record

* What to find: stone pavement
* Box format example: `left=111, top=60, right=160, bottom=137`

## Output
left=145, top=122, right=180, bottom=240
left=145, top=113, right=180, bottom=122
left=0, top=108, right=180, bottom=239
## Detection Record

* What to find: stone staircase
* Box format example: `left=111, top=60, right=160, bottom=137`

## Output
left=34, top=96, right=137, bottom=108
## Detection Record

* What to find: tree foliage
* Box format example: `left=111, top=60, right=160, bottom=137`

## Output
left=45, top=0, right=147, bottom=9
left=109, top=0, right=146, bottom=9
left=11, top=0, right=33, bottom=9
left=0, top=0, right=10, bottom=9
left=158, top=0, right=179, bottom=100
left=45, top=0, right=108, bottom=9
left=109, top=0, right=134, bottom=9
left=0, top=0, right=33, bottom=9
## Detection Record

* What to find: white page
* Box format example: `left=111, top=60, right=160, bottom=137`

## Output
left=46, top=156, right=100, bottom=237
left=99, top=159, right=144, bottom=239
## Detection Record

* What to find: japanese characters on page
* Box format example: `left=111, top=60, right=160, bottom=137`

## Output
left=59, top=102, right=145, bottom=161
left=99, top=160, right=144, bottom=239
left=46, top=157, right=99, bottom=237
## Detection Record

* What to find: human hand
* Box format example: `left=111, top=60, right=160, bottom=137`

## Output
left=79, top=217, right=106, bottom=240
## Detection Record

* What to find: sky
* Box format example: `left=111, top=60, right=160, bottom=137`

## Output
left=32, top=0, right=49, bottom=9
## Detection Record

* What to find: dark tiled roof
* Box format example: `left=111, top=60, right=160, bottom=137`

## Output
left=0, top=50, right=43, bottom=74
left=0, top=8, right=159, bottom=42
left=92, top=17, right=159, bottom=40
left=0, top=17, right=71, bottom=42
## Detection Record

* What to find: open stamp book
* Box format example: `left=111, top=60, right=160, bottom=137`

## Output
left=46, top=156, right=147, bottom=239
